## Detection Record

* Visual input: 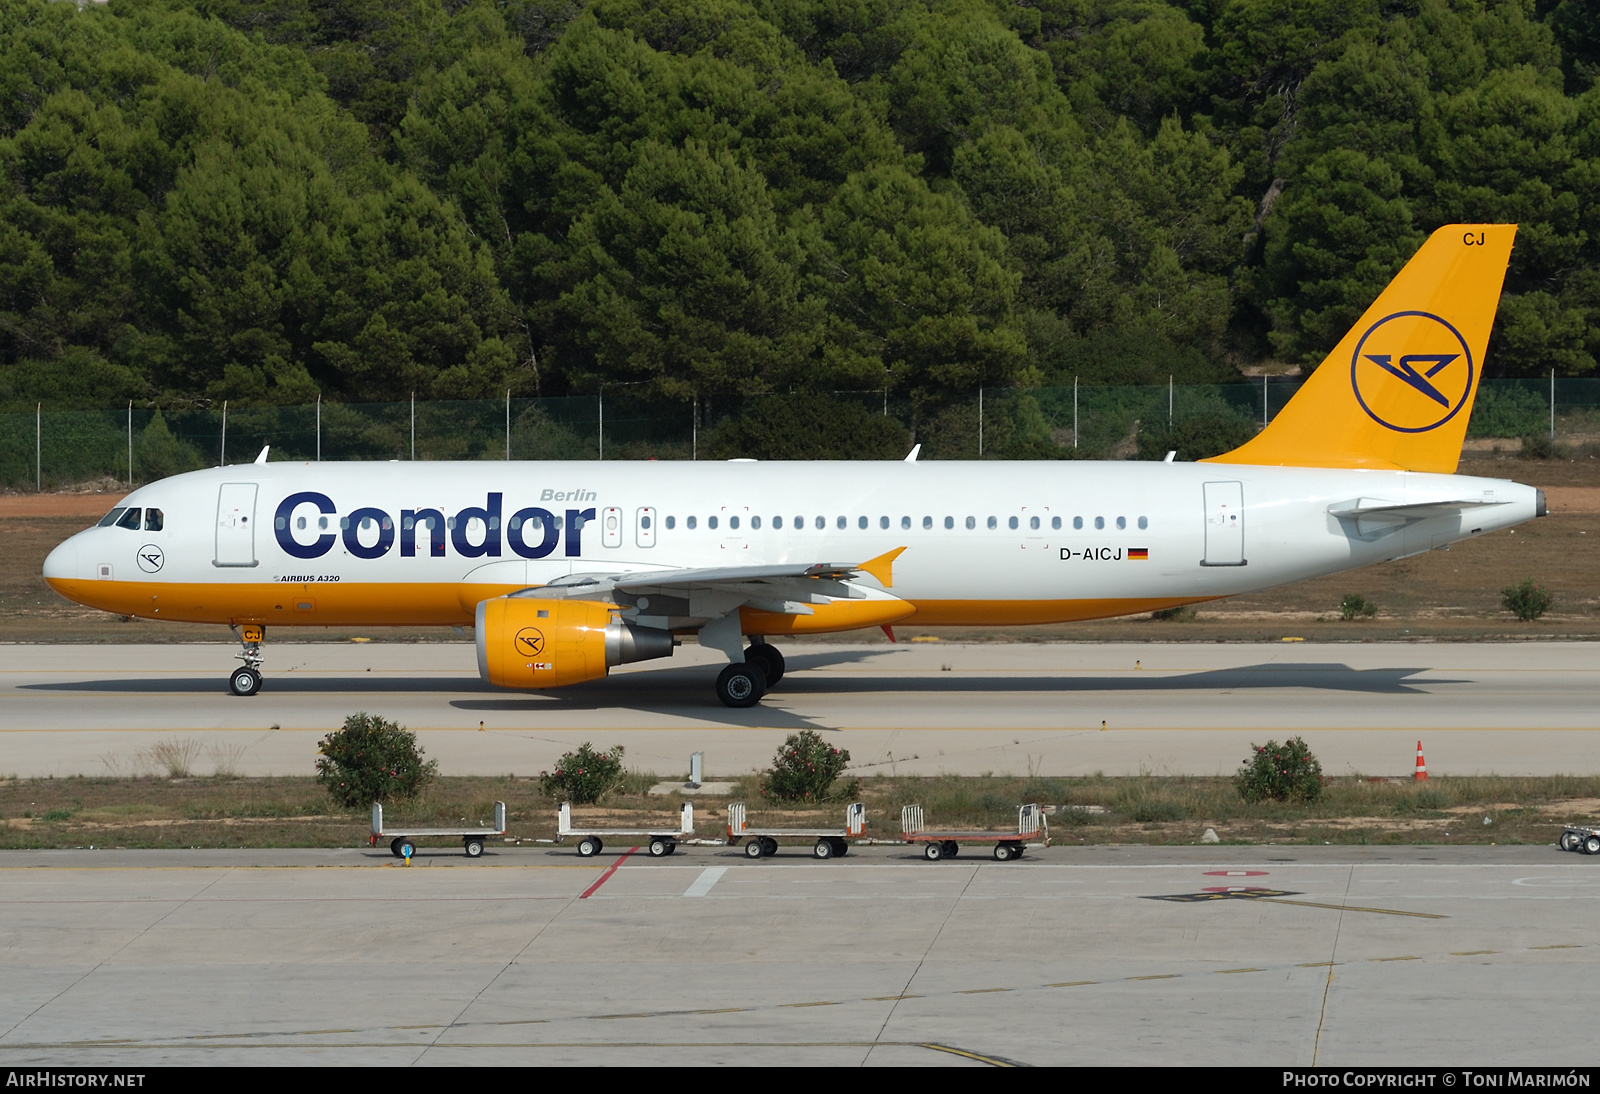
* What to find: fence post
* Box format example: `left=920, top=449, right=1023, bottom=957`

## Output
left=1262, top=375, right=1268, bottom=428
left=410, top=392, right=415, bottom=461
left=1073, top=377, right=1078, bottom=449
left=1551, top=369, right=1555, bottom=442
left=598, top=390, right=604, bottom=461
left=1168, top=375, right=1173, bottom=427
left=692, top=396, right=698, bottom=461
left=315, top=393, right=321, bottom=461
left=505, top=389, right=511, bottom=461
left=35, top=403, right=40, bottom=492
left=127, top=401, right=133, bottom=487
left=978, top=386, right=984, bottom=457
left=220, top=400, right=227, bottom=467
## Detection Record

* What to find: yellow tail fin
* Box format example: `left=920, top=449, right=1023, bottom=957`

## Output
left=1205, top=224, right=1516, bottom=473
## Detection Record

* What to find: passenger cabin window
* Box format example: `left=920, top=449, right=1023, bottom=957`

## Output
left=98, top=507, right=127, bottom=528
left=773, top=516, right=782, bottom=529
left=923, top=516, right=932, bottom=530
left=729, top=516, right=739, bottom=530
left=987, top=516, right=997, bottom=530
left=1138, top=516, right=1148, bottom=530
left=751, top=516, right=761, bottom=529
left=687, top=516, right=697, bottom=530
left=1052, top=516, right=1062, bottom=530
left=965, top=516, right=976, bottom=530
left=1008, top=516, right=1019, bottom=530
left=858, top=516, right=868, bottom=530
left=836, top=516, right=846, bottom=529
left=1116, top=516, right=1126, bottom=530
left=115, top=508, right=142, bottom=530
left=708, top=516, right=718, bottom=530
left=814, top=516, right=825, bottom=530
left=901, top=516, right=911, bottom=530
left=1029, top=516, right=1039, bottom=530
left=666, top=516, right=676, bottom=530
left=944, top=516, right=954, bottom=529
left=1073, top=516, right=1083, bottom=530
left=1094, top=516, right=1105, bottom=530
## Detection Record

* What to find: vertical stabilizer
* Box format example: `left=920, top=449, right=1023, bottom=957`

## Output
left=1206, top=224, right=1516, bottom=473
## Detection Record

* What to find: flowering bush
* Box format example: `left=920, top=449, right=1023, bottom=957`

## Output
left=540, top=743, right=625, bottom=804
left=316, top=712, right=438, bottom=808
left=760, top=730, right=857, bottom=802
left=1501, top=578, right=1554, bottom=622
left=1234, top=737, right=1323, bottom=803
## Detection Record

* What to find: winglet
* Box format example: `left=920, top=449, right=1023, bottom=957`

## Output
left=856, top=546, right=906, bottom=588
left=903, top=444, right=921, bottom=462
left=254, top=446, right=270, bottom=464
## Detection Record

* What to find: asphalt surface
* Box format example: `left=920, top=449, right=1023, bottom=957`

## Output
left=1, top=844, right=1596, bottom=1066
left=1, top=641, right=1597, bottom=777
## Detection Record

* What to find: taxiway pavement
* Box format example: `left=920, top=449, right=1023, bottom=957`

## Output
left=0, top=844, right=1595, bottom=1066
left=1, top=641, right=1597, bottom=777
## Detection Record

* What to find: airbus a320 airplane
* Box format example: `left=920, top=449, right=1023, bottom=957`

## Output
left=44, top=224, right=1543, bottom=706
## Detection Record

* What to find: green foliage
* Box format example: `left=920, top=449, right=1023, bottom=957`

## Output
left=4, top=0, right=1600, bottom=438
left=135, top=411, right=203, bottom=482
left=760, top=730, right=856, bottom=803
left=1235, top=737, right=1324, bottom=804
left=1500, top=578, right=1554, bottom=622
left=539, top=742, right=625, bottom=805
left=1151, top=605, right=1197, bottom=621
left=315, top=713, right=438, bottom=808
left=1339, top=593, right=1377, bottom=621
left=1468, top=384, right=1548, bottom=438
left=1520, top=432, right=1557, bottom=460
left=704, top=393, right=910, bottom=459
left=1136, top=405, right=1258, bottom=461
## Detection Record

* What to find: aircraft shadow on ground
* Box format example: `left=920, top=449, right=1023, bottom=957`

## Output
left=21, top=661, right=1460, bottom=731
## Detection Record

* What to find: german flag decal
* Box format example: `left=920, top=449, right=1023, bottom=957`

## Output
left=1129, top=548, right=1149, bottom=560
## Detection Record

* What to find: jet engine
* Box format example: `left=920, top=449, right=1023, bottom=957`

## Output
left=476, top=596, right=675, bottom=689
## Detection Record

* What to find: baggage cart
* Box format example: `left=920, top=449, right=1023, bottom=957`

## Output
left=1559, top=824, right=1600, bottom=854
left=371, top=801, right=507, bottom=859
left=901, top=803, right=1047, bottom=862
left=727, top=802, right=865, bottom=860
left=559, top=801, right=694, bottom=858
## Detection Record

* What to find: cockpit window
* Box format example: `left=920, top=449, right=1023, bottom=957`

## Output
left=144, top=508, right=164, bottom=532
left=115, top=508, right=142, bottom=530
left=97, top=508, right=127, bottom=528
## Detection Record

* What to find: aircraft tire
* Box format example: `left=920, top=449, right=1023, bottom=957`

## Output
left=744, top=643, right=785, bottom=686
left=228, top=667, right=261, bottom=697
left=715, top=662, right=766, bottom=708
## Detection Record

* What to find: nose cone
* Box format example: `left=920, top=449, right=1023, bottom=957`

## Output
left=43, top=536, right=79, bottom=592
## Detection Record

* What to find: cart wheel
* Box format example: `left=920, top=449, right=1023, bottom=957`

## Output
left=1560, top=832, right=1580, bottom=852
left=830, top=838, right=848, bottom=858
left=761, top=837, right=778, bottom=857
left=944, top=841, right=959, bottom=858
left=464, top=838, right=484, bottom=858
left=924, top=842, right=943, bottom=861
left=389, top=838, right=406, bottom=859
left=398, top=840, right=416, bottom=859
left=1586, top=835, right=1600, bottom=856
left=813, top=838, right=834, bottom=860
left=993, top=843, right=1015, bottom=861
left=744, top=839, right=764, bottom=859
left=664, top=841, right=677, bottom=855
left=1012, top=844, right=1025, bottom=859
left=649, top=837, right=671, bottom=857
left=577, top=836, right=601, bottom=857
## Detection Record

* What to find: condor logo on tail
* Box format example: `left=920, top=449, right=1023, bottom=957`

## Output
left=1351, top=311, right=1474, bottom=434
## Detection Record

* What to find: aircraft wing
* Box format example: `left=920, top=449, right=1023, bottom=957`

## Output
left=505, top=548, right=907, bottom=615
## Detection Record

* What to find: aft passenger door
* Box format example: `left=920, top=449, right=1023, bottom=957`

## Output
left=215, top=483, right=259, bottom=567
left=1202, top=481, right=1245, bottom=566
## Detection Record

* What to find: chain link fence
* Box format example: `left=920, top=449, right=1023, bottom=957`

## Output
left=4, top=378, right=1596, bottom=490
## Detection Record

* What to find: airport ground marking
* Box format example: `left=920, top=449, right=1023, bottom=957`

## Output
left=918, top=1043, right=1023, bottom=1067
left=1369, top=956, right=1421, bottom=962
left=1451, top=950, right=1498, bottom=956
left=1216, top=968, right=1265, bottom=974
left=1261, top=898, right=1448, bottom=919
left=1532, top=944, right=1580, bottom=950
left=578, top=847, right=638, bottom=899
left=683, top=865, right=727, bottom=897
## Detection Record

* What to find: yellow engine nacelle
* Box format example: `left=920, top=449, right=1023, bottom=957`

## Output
left=475, top=596, right=674, bottom=689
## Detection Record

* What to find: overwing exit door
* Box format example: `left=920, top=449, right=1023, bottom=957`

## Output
left=1202, top=481, right=1245, bottom=566
left=215, top=483, right=259, bottom=567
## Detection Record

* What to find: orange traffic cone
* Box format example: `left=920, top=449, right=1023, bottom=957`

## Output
left=1414, top=740, right=1428, bottom=781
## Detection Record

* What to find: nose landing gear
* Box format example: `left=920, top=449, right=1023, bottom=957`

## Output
left=229, top=623, right=265, bottom=696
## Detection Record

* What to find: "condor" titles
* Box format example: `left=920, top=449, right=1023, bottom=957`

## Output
left=272, top=492, right=596, bottom=561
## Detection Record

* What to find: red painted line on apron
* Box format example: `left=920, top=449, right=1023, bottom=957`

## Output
left=579, top=847, right=639, bottom=899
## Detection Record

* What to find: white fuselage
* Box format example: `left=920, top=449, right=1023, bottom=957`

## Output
left=43, top=460, right=1541, bottom=630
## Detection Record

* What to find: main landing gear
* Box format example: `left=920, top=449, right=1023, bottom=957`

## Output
left=714, top=641, right=787, bottom=708
left=229, top=624, right=265, bottom=696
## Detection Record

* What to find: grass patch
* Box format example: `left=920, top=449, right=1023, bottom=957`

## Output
left=1, top=773, right=1597, bottom=848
